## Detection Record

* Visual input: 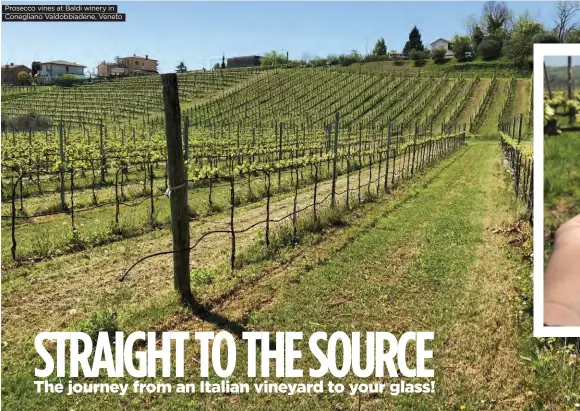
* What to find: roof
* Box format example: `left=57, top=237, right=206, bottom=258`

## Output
left=40, top=60, right=86, bottom=67
left=119, top=56, right=158, bottom=61
left=1, top=64, right=29, bottom=69
left=227, top=55, right=262, bottom=60
left=430, top=38, right=451, bottom=45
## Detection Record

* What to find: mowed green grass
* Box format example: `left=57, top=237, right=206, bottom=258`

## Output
left=544, top=131, right=580, bottom=253
left=3, top=141, right=552, bottom=410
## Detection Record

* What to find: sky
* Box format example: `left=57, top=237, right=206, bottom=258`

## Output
left=545, top=56, right=580, bottom=67
left=0, top=1, right=565, bottom=73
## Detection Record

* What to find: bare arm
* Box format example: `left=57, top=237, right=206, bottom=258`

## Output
left=544, top=214, right=580, bottom=326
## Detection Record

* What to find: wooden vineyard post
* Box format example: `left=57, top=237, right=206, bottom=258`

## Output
left=99, top=119, right=106, bottom=185
left=161, top=73, right=193, bottom=305
left=358, top=123, right=362, bottom=204
left=544, top=62, right=553, bottom=99
left=11, top=175, right=21, bottom=261
left=70, top=170, right=77, bottom=240
left=514, top=152, right=522, bottom=197
left=518, top=113, right=523, bottom=145
left=230, top=176, right=236, bottom=271
left=265, top=172, right=271, bottom=247
left=331, top=112, right=339, bottom=208
left=278, top=122, right=283, bottom=190
left=183, top=116, right=189, bottom=163
left=400, top=136, right=406, bottom=181
left=58, top=121, right=66, bottom=210
left=346, top=132, right=351, bottom=209
left=376, top=128, right=383, bottom=196
left=384, top=122, right=391, bottom=193
left=149, top=160, right=155, bottom=224
left=411, top=124, right=418, bottom=176
left=115, top=168, right=120, bottom=225
left=568, top=56, right=573, bottom=100
left=292, top=128, right=300, bottom=241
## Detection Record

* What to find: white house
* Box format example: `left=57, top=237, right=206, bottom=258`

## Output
left=430, top=39, right=454, bottom=58
left=38, top=60, right=86, bottom=83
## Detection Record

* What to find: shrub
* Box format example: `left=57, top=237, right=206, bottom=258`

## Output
left=55, top=73, right=77, bottom=87
left=17, top=71, right=32, bottom=85
left=565, top=30, right=580, bottom=43
left=410, top=50, right=428, bottom=67
left=477, top=38, right=503, bottom=61
left=1, top=112, right=52, bottom=132
left=337, top=50, right=363, bottom=66
left=260, top=50, right=288, bottom=67
left=308, top=57, right=327, bottom=67
left=532, top=32, right=560, bottom=44
left=432, top=48, right=447, bottom=64
left=326, top=54, right=339, bottom=66
left=363, top=54, right=390, bottom=63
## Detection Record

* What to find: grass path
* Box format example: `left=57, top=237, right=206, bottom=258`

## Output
left=458, top=79, right=490, bottom=127
left=2, top=140, right=537, bottom=410
left=210, top=140, right=533, bottom=410
left=479, top=79, right=509, bottom=134
left=511, top=79, right=531, bottom=131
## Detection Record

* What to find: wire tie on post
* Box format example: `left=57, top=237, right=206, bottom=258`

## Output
left=164, top=181, right=186, bottom=198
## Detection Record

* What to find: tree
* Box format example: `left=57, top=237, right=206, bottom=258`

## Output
left=471, top=25, right=485, bottom=52
left=221, top=55, right=226, bottom=69
left=502, top=15, right=545, bottom=64
left=451, top=35, right=473, bottom=62
left=213, top=62, right=221, bottom=70
left=261, top=50, right=288, bottom=66
left=432, top=48, right=447, bottom=64
left=175, top=61, right=187, bottom=73
left=372, top=37, right=387, bottom=56
left=565, top=29, right=580, bottom=43
left=477, top=38, right=503, bottom=60
left=482, top=1, right=513, bottom=37
left=533, top=32, right=560, bottom=43
left=402, top=26, right=425, bottom=56
left=17, top=71, right=32, bottom=85
left=554, top=1, right=580, bottom=42
left=337, top=50, right=362, bottom=66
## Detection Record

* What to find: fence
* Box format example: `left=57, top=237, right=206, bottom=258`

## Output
left=498, top=115, right=533, bottom=224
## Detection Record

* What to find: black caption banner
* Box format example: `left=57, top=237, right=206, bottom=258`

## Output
left=2, top=4, right=125, bottom=22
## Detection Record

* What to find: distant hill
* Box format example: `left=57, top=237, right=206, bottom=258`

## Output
left=545, top=65, right=580, bottom=88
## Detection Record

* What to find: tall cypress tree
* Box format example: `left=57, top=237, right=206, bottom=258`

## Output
left=372, top=38, right=387, bottom=56
left=175, top=61, right=187, bottom=73
left=403, top=26, right=425, bottom=56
